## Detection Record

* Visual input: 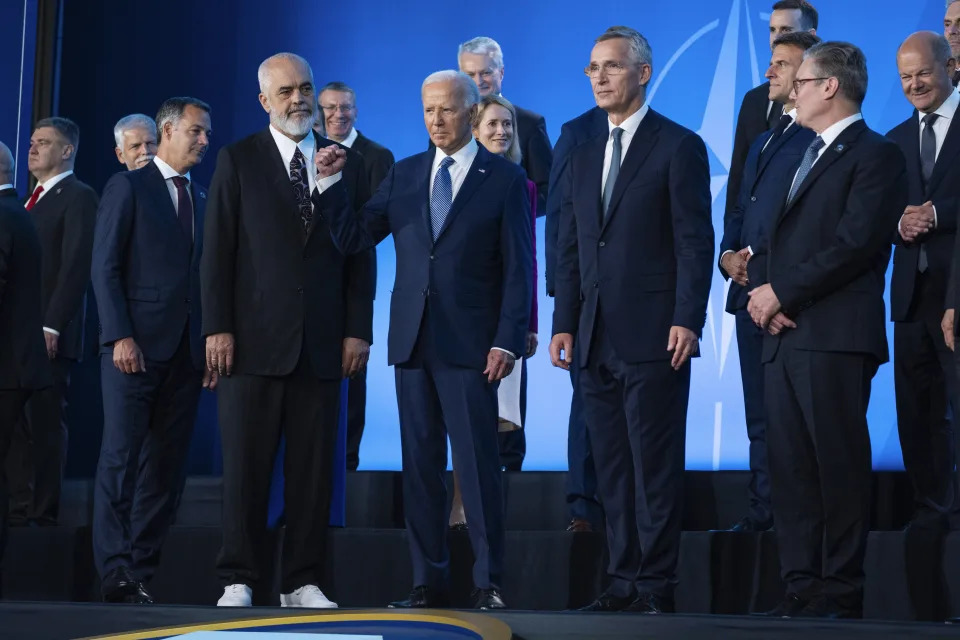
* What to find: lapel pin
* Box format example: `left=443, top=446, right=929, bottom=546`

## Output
left=478, top=168, right=486, bottom=173
left=200, top=192, right=206, bottom=199
left=835, top=144, right=845, bottom=153
left=56, top=188, right=63, bottom=195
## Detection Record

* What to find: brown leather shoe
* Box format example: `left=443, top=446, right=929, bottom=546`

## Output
left=566, top=518, right=594, bottom=532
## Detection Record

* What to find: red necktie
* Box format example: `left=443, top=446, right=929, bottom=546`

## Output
left=171, top=176, right=194, bottom=243
left=24, top=185, right=44, bottom=211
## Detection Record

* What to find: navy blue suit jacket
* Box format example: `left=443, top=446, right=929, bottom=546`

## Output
left=553, top=108, right=715, bottom=364
left=719, top=120, right=814, bottom=312
left=92, top=161, right=205, bottom=370
left=318, top=144, right=533, bottom=369
left=887, top=111, right=960, bottom=322
left=544, top=106, right=608, bottom=296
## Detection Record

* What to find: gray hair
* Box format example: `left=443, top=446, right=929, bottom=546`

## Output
left=458, top=36, right=504, bottom=70
left=596, top=26, right=653, bottom=68
left=422, top=70, right=481, bottom=109
left=319, top=81, right=356, bottom=103
left=804, top=41, right=868, bottom=107
left=948, top=0, right=960, bottom=8
left=155, top=97, right=211, bottom=141
left=113, top=113, right=157, bottom=149
left=258, top=52, right=313, bottom=93
left=0, top=140, right=13, bottom=181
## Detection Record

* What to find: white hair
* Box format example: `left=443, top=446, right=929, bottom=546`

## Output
left=458, top=36, right=504, bottom=69
left=113, top=113, right=156, bottom=149
left=421, top=70, right=481, bottom=109
left=258, top=52, right=314, bottom=93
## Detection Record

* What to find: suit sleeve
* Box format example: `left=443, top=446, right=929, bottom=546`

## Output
left=528, top=183, right=538, bottom=334
left=670, top=133, right=715, bottom=334
left=45, top=186, right=97, bottom=333
left=718, top=139, right=760, bottom=278
left=343, top=152, right=375, bottom=343
left=544, top=123, right=576, bottom=297
left=369, top=148, right=396, bottom=194
left=91, top=175, right=135, bottom=345
left=932, top=196, right=959, bottom=232
left=725, top=92, right=755, bottom=216
left=0, top=219, right=10, bottom=307
left=317, top=165, right=394, bottom=255
left=200, top=146, right=241, bottom=336
left=494, top=170, right=534, bottom=356
left=551, top=156, right=581, bottom=336
left=772, top=142, right=908, bottom=314
left=523, top=114, right=553, bottom=218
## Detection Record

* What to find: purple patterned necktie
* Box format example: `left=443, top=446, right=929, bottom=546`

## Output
left=171, top=176, right=193, bottom=243
left=290, top=147, right=312, bottom=234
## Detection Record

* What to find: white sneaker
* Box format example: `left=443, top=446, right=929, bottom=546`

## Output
left=217, top=584, right=253, bottom=607
left=281, top=584, right=338, bottom=608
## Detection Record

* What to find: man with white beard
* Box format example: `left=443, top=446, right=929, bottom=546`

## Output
left=201, top=52, right=374, bottom=607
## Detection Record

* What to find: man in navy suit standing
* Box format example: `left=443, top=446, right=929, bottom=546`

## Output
left=91, top=97, right=216, bottom=604
left=315, top=69, right=532, bottom=610
left=717, top=31, right=820, bottom=533
left=550, top=26, right=714, bottom=614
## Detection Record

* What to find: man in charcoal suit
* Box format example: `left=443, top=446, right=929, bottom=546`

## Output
left=0, top=142, right=16, bottom=199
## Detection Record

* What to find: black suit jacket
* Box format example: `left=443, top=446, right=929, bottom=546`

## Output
left=201, top=128, right=375, bottom=379
left=887, top=111, right=960, bottom=322
left=553, top=108, right=715, bottom=364
left=762, top=120, right=907, bottom=364
left=352, top=130, right=395, bottom=193
left=726, top=83, right=782, bottom=215
left=0, top=198, right=52, bottom=390
left=29, top=174, right=98, bottom=360
left=0, top=187, right=18, bottom=200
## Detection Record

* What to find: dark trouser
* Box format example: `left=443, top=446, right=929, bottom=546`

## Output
left=734, top=310, right=772, bottom=524
left=895, top=275, right=959, bottom=519
left=346, top=370, right=366, bottom=471
left=0, top=389, right=29, bottom=596
left=565, top=349, right=602, bottom=524
left=216, top=358, right=340, bottom=593
left=765, top=347, right=876, bottom=607
left=93, top=331, right=202, bottom=583
left=7, top=357, right=71, bottom=524
left=497, top=359, right=527, bottom=471
left=396, top=310, right=504, bottom=591
left=580, top=315, right=689, bottom=599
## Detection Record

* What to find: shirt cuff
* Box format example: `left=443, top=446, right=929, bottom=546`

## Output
left=932, top=204, right=938, bottom=228
left=316, top=172, right=342, bottom=193
left=898, top=214, right=904, bottom=235
left=43, top=327, right=60, bottom=336
left=492, top=346, right=516, bottom=359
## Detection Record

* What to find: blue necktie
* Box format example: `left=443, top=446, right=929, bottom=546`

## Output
left=786, top=136, right=825, bottom=206
left=918, top=113, right=939, bottom=272
left=602, top=127, right=623, bottom=219
left=430, top=156, right=455, bottom=240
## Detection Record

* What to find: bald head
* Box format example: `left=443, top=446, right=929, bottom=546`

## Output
left=897, top=31, right=955, bottom=114
left=0, top=141, right=13, bottom=185
left=257, top=53, right=317, bottom=140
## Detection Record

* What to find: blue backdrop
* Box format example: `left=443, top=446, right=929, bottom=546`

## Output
left=0, top=0, right=950, bottom=473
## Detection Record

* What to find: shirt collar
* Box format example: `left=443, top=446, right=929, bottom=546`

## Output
left=432, top=137, right=478, bottom=171
left=268, top=124, right=316, bottom=167
left=40, top=169, right=74, bottom=191
left=340, top=128, right=359, bottom=148
left=607, top=102, right=650, bottom=137
left=785, top=107, right=798, bottom=122
left=919, top=88, right=960, bottom=124
left=153, top=157, right=190, bottom=182
left=817, top=113, right=863, bottom=149
left=0, top=183, right=13, bottom=191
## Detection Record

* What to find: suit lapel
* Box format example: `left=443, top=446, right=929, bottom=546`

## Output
left=766, top=100, right=783, bottom=129
left=755, top=123, right=805, bottom=182
left=414, top=152, right=435, bottom=245
left=602, top=111, right=660, bottom=233
left=191, top=182, right=206, bottom=262
left=927, top=111, right=960, bottom=195
left=435, top=146, right=492, bottom=242
left=579, top=133, right=606, bottom=234
left=143, top=162, right=189, bottom=253
left=30, top=174, right=77, bottom=216
left=781, top=120, right=866, bottom=218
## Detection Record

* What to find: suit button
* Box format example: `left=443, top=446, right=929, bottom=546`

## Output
left=430, top=254, right=436, bottom=261
left=297, top=287, right=303, bottom=294
left=599, top=241, right=606, bottom=247
left=750, top=196, right=757, bottom=202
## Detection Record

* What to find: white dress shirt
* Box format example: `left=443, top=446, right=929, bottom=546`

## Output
left=338, top=127, right=359, bottom=149
left=428, top=138, right=478, bottom=202
left=153, top=157, right=193, bottom=224
left=30, top=170, right=74, bottom=205
left=601, top=103, right=650, bottom=194
left=268, top=124, right=317, bottom=195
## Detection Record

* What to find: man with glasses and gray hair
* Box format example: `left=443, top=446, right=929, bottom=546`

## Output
left=747, top=42, right=906, bottom=618
left=113, top=114, right=158, bottom=171
left=550, top=25, right=714, bottom=615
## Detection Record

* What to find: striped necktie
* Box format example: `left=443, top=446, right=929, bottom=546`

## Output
left=430, top=156, right=455, bottom=240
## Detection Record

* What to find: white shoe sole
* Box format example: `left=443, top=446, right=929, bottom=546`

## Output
left=280, top=598, right=338, bottom=608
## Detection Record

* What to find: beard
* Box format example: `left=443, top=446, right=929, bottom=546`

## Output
left=272, top=106, right=315, bottom=137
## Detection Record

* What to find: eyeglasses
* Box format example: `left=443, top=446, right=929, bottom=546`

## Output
left=584, top=62, right=632, bottom=78
left=792, top=77, right=830, bottom=93
left=321, top=104, right=355, bottom=113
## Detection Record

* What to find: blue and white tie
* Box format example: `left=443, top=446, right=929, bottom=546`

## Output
left=786, top=136, right=825, bottom=206
left=430, top=156, right=455, bottom=240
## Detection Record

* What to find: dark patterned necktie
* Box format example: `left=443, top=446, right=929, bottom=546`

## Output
left=918, top=113, right=940, bottom=272
left=290, top=147, right=312, bottom=233
left=761, top=114, right=793, bottom=157
left=171, top=176, right=193, bottom=243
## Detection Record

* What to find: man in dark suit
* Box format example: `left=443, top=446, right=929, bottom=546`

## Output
left=6, top=117, right=97, bottom=527
left=318, top=80, right=395, bottom=471
left=747, top=42, right=907, bottom=618
left=203, top=53, right=374, bottom=608
left=0, top=196, right=52, bottom=592
left=946, top=1, right=960, bottom=84
left=0, top=141, right=16, bottom=199
left=887, top=33, right=960, bottom=532
left=91, top=97, right=216, bottom=604
left=544, top=105, right=607, bottom=533
left=717, top=31, right=820, bottom=533
left=550, top=26, right=714, bottom=614
left=726, top=1, right=818, bottom=217
left=113, top=113, right=158, bottom=171
left=315, top=69, right=532, bottom=610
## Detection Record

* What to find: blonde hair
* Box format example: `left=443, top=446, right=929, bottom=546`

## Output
left=472, top=94, right=521, bottom=165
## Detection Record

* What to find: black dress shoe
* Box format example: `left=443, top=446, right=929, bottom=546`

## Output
left=797, top=596, right=862, bottom=619
left=578, top=592, right=635, bottom=612
left=752, top=593, right=810, bottom=617
left=623, top=592, right=675, bottom=614
left=448, top=522, right=469, bottom=531
left=472, top=588, right=506, bottom=609
left=101, top=567, right=154, bottom=604
left=722, top=517, right=773, bottom=533
left=388, top=585, right=449, bottom=608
